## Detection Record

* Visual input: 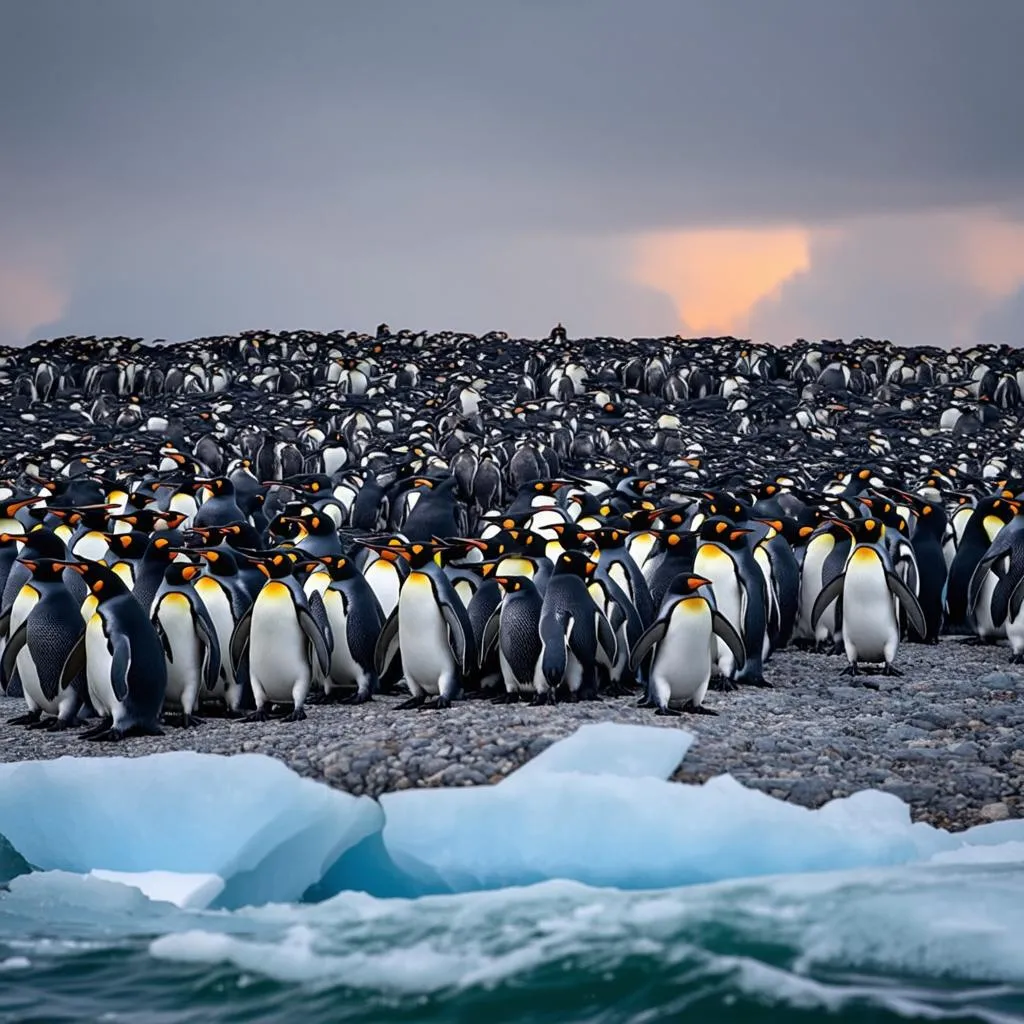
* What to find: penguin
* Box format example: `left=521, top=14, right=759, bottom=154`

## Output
left=945, top=496, right=1019, bottom=633
left=535, top=550, right=617, bottom=704
left=192, top=477, right=248, bottom=528
left=0, top=557, right=89, bottom=729
left=811, top=518, right=927, bottom=676
left=150, top=562, right=222, bottom=726
left=229, top=550, right=330, bottom=722
left=693, top=517, right=769, bottom=687
left=893, top=490, right=947, bottom=643
left=300, top=553, right=383, bottom=703
left=477, top=573, right=546, bottom=703
left=629, top=574, right=746, bottom=715
left=58, top=559, right=167, bottom=740
left=373, top=541, right=476, bottom=709
left=358, top=539, right=409, bottom=620
left=191, top=546, right=254, bottom=713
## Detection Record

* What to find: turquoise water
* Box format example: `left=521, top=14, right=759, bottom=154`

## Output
left=2, top=865, right=1022, bottom=1023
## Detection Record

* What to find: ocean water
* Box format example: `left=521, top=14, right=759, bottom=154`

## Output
left=2, top=864, right=1022, bottom=1024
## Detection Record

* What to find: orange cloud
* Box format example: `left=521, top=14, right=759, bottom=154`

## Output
left=0, top=262, right=65, bottom=343
left=632, top=227, right=811, bottom=336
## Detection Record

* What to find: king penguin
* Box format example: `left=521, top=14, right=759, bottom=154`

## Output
left=0, top=557, right=89, bottom=729
left=373, top=541, right=475, bottom=709
left=150, top=561, right=222, bottom=726
left=230, top=550, right=330, bottom=722
left=629, top=574, right=746, bottom=715
left=58, top=559, right=167, bottom=740
left=811, top=518, right=927, bottom=676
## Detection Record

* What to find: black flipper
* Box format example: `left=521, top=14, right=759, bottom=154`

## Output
left=60, top=634, right=87, bottom=690
left=629, top=620, right=667, bottom=672
left=374, top=608, right=401, bottom=677
left=229, top=606, right=253, bottom=665
left=1, top=622, right=27, bottom=691
left=810, top=572, right=846, bottom=631
left=711, top=611, right=747, bottom=671
left=885, top=571, right=928, bottom=640
left=297, top=605, right=331, bottom=678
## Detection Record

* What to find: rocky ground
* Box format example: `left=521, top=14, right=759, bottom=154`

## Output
left=1, top=639, right=1021, bottom=831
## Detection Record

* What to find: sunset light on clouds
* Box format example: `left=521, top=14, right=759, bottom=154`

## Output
left=2, top=1, right=1023, bottom=348
left=632, top=228, right=812, bottom=337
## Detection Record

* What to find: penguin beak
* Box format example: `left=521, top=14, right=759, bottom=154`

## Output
left=6, top=497, right=45, bottom=512
left=688, top=575, right=713, bottom=589
left=52, top=561, right=87, bottom=574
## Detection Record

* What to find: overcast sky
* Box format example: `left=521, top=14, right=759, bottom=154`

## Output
left=2, top=0, right=1023, bottom=348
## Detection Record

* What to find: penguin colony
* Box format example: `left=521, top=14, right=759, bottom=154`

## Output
left=0, top=325, right=1022, bottom=737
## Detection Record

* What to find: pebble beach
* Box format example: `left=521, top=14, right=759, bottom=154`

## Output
left=5, top=639, right=1019, bottom=830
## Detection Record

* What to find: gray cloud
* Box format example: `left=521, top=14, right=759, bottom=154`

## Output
left=2, top=0, right=1024, bottom=345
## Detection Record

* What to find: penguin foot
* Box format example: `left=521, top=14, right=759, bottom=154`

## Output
left=280, top=708, right=307, bottom=722
left=395, top=695, right=427, bottom=710
left=305, top=691, right=329, bottom=705
left=418, top=696, right=452, bottom=711
left=243, top=707, right=271, bottom=723
left=531, top=692, right=557, bottom=706
left=178, top=714, right=205, bottom=728
left=635, top=694, right=655, bottom=707
left=711, top=676, right=737, bottom=692
left=49, top=719, right=75, bottom=732
left=881, top=664, right=903, bottom=677
left=343, top=692, right=373, bottom=705
left=79, top=718, right=114, bottom=738
left=490, top=692, right=521, bottom=705
left=654, top=706, right=682, bottom=717
left=743, top=676, right=772, bottom=689
left=685, top=703, right=719, bottom=716
left=89, top=723, right=165, bottom=742
left=7, top=711, right=42, bottom=726
left=223, top=708, right=244, bottom=719
left=26, top=717, right=55, bottom=730
left=840, top=664, right=860, bottom=676
left=956, top=636, right=986, bottom=646
left=1010, top=653, right=1024, bottom=664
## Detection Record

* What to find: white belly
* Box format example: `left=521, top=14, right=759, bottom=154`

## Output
left=155, top=594, right=203, bottom=712
left=971, top=568, right=1006, bottom=640
left=12, top=588, right=48, bottom=712
left=71, top=531, right=110, bottom=562
left=842, top=553, right=898, bottom=663
left=366, top=560, right=401, bottom=618
left=695, top=544, right=743, bottom=676
left=195, top=577, right=236, bottom=698
left=798, top=539, right=832, bottom=640
left=86, top=613, right=118, bottom=721
left=651, top=600, right=714, bottom=707
left=398, top=575, right=455, bottom=696
left=249, top=583, right=309, bottom=704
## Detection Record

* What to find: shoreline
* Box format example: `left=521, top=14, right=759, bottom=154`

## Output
left=1, top=639, right=1019, bottom=832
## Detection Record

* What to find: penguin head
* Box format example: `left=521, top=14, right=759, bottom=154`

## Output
left=553, top=550, right=597, bottom=578
left=253, top=549, right=299, bottom=579
left=668, top=574, right=714, bottom=597
left=502, top=528, right=548, bottom=555
left=698, top=516, right=751, bottom=548
left=59, top=559, right=130, bottom=600
left=306, top=554, right=355, bottom=580
left=163, top=562, right=204, bottom=587
left=0, top=496, right=44, bottom=518
left=580, top=527, right=627, bottom=550
left=494, top=575, right=532, bottom=594
left=102, top=530, right=150, bottom=560
left=841, top=517, right=886, bottom=545
left=195, top=547, right=240, bottom=576
left=15, top=557, right=68, bottom=583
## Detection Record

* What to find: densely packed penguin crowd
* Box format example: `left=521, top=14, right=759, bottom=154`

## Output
left=0, top=326, right=1022, bottom=739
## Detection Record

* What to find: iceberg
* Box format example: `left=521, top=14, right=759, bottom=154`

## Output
left=504, top=722, right=694, bottom=782
left=0, top=752, right=382, bottom=909
left=0, top=725, right=1022, bottom=906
